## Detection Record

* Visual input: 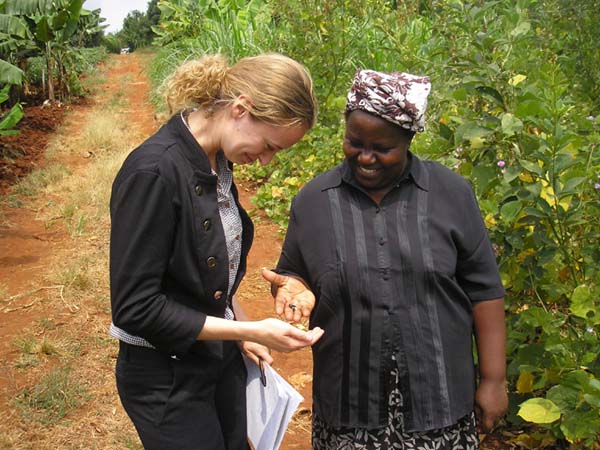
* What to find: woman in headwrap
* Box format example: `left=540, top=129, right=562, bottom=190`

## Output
left=263, top=70, right=507, bottom=449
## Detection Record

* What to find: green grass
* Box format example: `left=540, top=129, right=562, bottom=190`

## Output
left=13, top=336, right=59, bottom=369
left=39, top=317, right=57, bottom=331
left=15, top=366, right=88, bottom=425
left=12, top=165, right=70, bottom=198
left=1, top=193, right=24, bottom=208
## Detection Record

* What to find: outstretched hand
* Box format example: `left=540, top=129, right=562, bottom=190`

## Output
left=262, top=268, right=315, bottom=323
left=256, top=318, right=324, bottom=353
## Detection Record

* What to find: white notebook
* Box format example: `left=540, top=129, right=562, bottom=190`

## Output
left=243, top=356, right=304, bottom=450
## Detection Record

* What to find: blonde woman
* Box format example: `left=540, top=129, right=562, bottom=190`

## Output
left=109, top=53, right=323, bottom=450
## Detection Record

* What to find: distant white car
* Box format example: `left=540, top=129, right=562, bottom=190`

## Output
left=120, top=47, right=130, bottom=54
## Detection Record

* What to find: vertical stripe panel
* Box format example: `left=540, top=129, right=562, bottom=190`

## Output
left=348, top=193, right=377, bottom=424
left=416, top=168, right=452, bottom=424
left=394, top=197, right=430, bottom=426
left=327, top=188, right=353, bottom=423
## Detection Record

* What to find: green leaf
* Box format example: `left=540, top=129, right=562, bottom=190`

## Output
left=518, top=398, right=561, bottom=423
left=0, top=84, right=10, bottom=103
left=472, top=165, right=496, bottom=193
left=0, top=13, right=31, bottom=38
left=67, top=0, right=84, bottom=18
left=560, top=409, right=600, bottom=443
left=476, top=85, right=504, bottom=107
left=546, top=385, right=579, bottom=413
left=451, top=88, right=467, bottom=101
left=52, top=10, right=69, bottom=29
left=522, top=207, right=547, bottom=218
left=0, top=102, right=23, bottom=131
left=523, top=182, right=541, bottom=197
left=501, top=200, right=522, bottom=223
left=519, top=159, right=544, bottom=176
left=561, top=176, right=586, bottom=194
left=0, top=129, right=21, bottom=136
left=501, top=113, right=523, bottom=136
left=4, top=0, right=52, bottom=15
left=554, top=153, right=578, bottom=173
left=454, top=122, right=494, bottom=146
left=570, top=284, right=595, bottom=320
left=0, top=59, right=24, bottom=85
left=35, top=16, right=52, bottom=42
left=584, top=393, right=600, bottom=408
left=510, top=20, right=531, bottom=37
left=503, top=166, right=521, bottom=183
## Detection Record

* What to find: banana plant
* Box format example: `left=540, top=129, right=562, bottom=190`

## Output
left=0, top=83, right=23, bottom=136
left=0, top=0, right=86, bottom=101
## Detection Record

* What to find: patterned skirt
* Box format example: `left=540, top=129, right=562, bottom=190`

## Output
left=312, top=364, right=480, bottom=450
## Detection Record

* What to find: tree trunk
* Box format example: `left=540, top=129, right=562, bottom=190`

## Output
left=46, top=42, right=55, bottom=102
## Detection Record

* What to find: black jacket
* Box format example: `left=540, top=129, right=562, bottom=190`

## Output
left=110, top=115, right=253, bottom=358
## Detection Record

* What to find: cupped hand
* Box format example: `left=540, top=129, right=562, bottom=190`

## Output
left=262, top=268, right=315, bottom=323
left=475, top=378, right=508, bottom=432
left=256, top=317, right=323, bottom=353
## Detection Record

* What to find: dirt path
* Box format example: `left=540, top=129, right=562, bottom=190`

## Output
left=0, top=53, right=313, bottom=449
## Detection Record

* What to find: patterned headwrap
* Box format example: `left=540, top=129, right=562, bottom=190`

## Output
left=346, top=69, right=431, bottom=132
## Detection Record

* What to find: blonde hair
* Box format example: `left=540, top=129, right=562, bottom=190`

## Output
left=163, top=53, right=317, bottom=128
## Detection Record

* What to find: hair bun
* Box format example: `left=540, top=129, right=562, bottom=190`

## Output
left=164, top=54, right=230, bottom=114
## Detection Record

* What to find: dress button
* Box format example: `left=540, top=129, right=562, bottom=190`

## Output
left=235, top=234, right=240, bottom=240
left=206, top=257, right=217, bottom=268
left=379, top=237, right=385, bottom=245
left=225, top=201, right=231, bottom=208
left=203, top=219, right=212, bottom=231
left=214, top=290, right=223, bottom=300
left=195, top=184, right=203, bottom=196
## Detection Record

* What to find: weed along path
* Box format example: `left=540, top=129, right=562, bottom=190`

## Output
left=0, top=53, right=314, bottom=449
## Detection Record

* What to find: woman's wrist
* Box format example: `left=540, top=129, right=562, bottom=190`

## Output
left=198, top=316, right=261, bottom=341
left=479, top=375, right=507, bottom=386
left=236, top=319, right=261, bottom=343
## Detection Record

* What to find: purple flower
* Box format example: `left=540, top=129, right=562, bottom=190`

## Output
left=497, top=160, right=506, bottom=168
left=595, top=183, right=600, bottom=190
left=587, top=116, right=595, bottom=121
left=586, top=327, right=594, bottom=333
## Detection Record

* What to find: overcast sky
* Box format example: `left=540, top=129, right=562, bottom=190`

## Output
left=83, top=0, right=150, bottom=33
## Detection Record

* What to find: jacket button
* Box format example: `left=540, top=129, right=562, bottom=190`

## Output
left=214, top=290, right=223, bottom=300
left=206, top=257, right=217, bottom=268
left=195, top=184, right=203, bottom=196
left=203, top=219, right=212, bottom=231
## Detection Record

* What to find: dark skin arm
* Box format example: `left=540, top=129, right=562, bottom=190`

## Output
left=473, top=298, right=508, bottom=432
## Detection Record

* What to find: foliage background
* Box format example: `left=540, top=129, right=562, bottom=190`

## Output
left=146, top=1, right=600, bottom=447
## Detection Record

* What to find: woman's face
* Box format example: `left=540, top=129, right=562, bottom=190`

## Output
left=343, top=110, right=412, bottom=197
left=222, top=103, right=308, bottom=166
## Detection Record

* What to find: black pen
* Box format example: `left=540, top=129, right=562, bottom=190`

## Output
left=259, top=358, right=267, bottom=387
